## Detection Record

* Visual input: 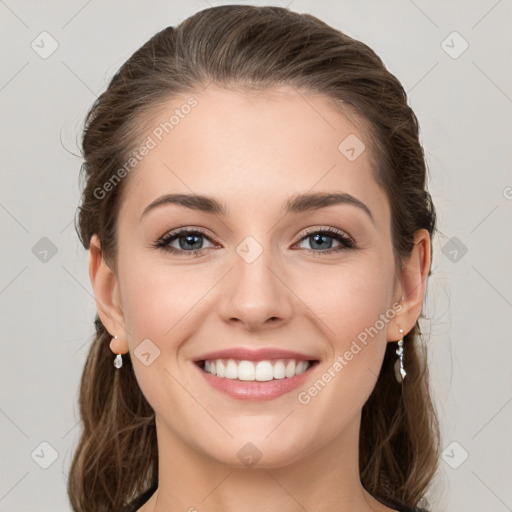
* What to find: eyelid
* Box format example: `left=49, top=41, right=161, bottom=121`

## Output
left=159, top=226, right=220, bottom=245
left=296, top=226, right=356, bottom=246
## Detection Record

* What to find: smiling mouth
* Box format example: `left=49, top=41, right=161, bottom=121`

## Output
left=195, top=358, right=320, bottom=382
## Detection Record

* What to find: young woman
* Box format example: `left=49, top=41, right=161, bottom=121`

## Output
left=68, top=5, right=441, bottom=512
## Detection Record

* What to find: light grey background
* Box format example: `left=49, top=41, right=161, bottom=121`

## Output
left=1, top=1, right=511, bottom=511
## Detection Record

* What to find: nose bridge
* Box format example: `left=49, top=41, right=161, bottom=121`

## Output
left=219, top=234, right=293, bottom=328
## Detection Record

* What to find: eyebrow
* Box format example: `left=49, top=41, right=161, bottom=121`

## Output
left=140, top=191, right=374, bottom=224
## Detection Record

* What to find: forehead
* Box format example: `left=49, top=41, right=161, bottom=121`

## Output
left=120, top=84, right=389, bottom=227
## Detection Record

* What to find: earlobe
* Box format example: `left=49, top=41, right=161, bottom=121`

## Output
left=89, top=234, right=127, bottom=350
left=388, top=229, right=431, bottom=341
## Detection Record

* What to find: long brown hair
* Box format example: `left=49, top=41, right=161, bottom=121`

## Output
left=69, top=5, right=441, bottom=511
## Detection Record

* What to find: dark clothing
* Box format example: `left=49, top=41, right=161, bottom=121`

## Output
left=120, top=483, right=157, bottom=512
left=380, top=496, right=430, bottom=512
left=120, top=483, right=429, bottom=512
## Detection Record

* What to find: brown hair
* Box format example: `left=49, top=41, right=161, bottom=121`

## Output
left=69, top=5, right=441, bottom=511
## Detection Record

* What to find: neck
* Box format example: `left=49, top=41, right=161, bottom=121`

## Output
left=143, top=413, right=395, bottom=512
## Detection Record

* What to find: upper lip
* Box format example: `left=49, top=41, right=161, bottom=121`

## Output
left=193, top=348, right=319, bottom=362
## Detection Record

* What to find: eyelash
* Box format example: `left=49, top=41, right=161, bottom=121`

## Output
left=153, top=226, right=356, bottom=257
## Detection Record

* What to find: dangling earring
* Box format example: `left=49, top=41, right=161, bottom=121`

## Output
left=394, top=328, right=406, bottom=383
left=112, top=336, right=123, bottom=369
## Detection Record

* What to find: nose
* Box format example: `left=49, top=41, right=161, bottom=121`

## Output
left=218, top=241, right=294, bottom=332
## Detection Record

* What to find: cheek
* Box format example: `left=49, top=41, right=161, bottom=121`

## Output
left=302, top=261, right=393, bottom=338
left=116, top=259, right=203, bottom=409
left=119, top=255, right=206, bottom=340
left=297, top=262, right=394, bottom=394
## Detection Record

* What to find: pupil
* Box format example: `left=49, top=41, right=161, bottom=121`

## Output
left=312, top=234, right=332, bottom=250
left=180, top=234, right=202, bottom=250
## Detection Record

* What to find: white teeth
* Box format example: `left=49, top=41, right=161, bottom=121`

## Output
left=225, top=359, right=238, bottom=379
left=273, top=360, right=286, bottom=379
left=216, top=360, right=225, bottom=378
left=239, top=360, right=255, bottom=381
left=200, top=358, right=313, bottom=381
left=285, top=360, right=296, bottom=378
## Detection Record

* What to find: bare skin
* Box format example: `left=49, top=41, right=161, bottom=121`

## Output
left=89, top=84, right=430, bottom=512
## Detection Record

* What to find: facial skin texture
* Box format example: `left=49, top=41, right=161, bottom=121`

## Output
left=89, top=84, right=431, bottom=512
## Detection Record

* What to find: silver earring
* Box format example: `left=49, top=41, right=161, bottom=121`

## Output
left=394, top=328, right=406, bottom=383
left=112, top=336, right=123, bottom=369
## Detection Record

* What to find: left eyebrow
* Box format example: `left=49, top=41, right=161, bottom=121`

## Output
left=284, top=192, right=374, bottom=225
left=140, top=191, right=374, bottom=225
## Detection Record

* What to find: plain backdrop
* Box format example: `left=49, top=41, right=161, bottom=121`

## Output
left=1, top=1, right=511, bottom=511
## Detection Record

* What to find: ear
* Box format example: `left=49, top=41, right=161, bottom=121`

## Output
left=89, top=234, right=129, bottom=355
left=388, top=228, right=431, bottom=342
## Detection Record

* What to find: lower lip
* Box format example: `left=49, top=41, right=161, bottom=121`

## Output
left=194, top=361, right=319, bottom=401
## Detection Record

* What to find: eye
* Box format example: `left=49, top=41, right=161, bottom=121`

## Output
left=154, top=228, right=217, bottom=256
left=294, top=227, right=355, bottom=253
left=153, top=226, right=356, bottom=257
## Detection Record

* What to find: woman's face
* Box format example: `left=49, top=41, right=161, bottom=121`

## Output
left=107, top=84, right=406, bottom=467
